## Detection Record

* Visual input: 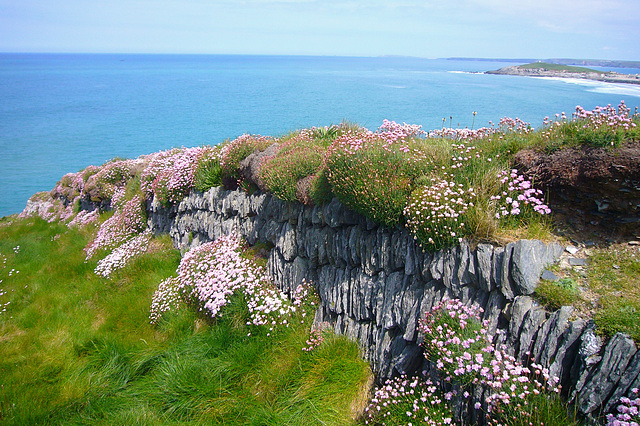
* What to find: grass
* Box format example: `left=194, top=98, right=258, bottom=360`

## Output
left=0, top=217, right=372, bottom=425
left=532, top=244, right=640, bottom=342
left=518, top=62, right=602, bottom=74
left=535, top=278, right=581, bottom=311
left=587, top=247, right=640, bottom=341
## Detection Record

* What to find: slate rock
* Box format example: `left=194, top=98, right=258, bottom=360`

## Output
left=576, top=333, right=637, bottom=415
left=509, top=239, right=564, bottom=297
left=475, top=243, right=494, bottom=292
left=541, top=269, right=559, bottom=281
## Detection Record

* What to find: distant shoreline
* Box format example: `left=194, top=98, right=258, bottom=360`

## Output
left=450, top=57, right=640, bottom=69
left=486, top=64, right=640, bottom=86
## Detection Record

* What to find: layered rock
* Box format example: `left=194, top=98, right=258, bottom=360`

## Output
left=148, top=187, right=639, bottom=423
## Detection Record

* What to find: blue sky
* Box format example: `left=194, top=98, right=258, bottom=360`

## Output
left=1, top=0, right=639, bottom=60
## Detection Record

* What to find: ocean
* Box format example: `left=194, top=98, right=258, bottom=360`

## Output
left=2, top=53, right=640, bottom=217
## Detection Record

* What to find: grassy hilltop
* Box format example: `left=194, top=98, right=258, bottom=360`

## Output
left=2, top=101, right=640, bottom=425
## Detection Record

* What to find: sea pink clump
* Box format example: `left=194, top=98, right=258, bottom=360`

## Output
left=94, top=230, right=151, bottom=278
left=141, top=146, right=218, bottom=204
left=606, top=388, right=640, bottom=426
left=363, top=375, right=455, bottom=425
left=149, top=233, right=317, bottom=331
left=404, top=179, right=476, bottom=251
left=84, top=196, right=147, bottom=259
left=491, top=169, right=550, bottom=218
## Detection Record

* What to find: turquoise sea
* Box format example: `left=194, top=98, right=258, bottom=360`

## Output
left=2, top=53, right=640, bottom=217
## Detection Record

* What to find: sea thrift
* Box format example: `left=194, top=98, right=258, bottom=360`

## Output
left=141, top=147, right=216, bottom=204
left=325, top=123, right=431, bottom=227
left=491, top=169, right=550, bottom=219
left=418, top=299, right=493, bottom=385
left=67, top=209, right=100, bottom=228
left=302, top=321, right=332, bottom=352
left=220, top=134, right=273, bottom=185
left=84, top=196, right=147, bottom=259
left=149, top=276, right=182, bottom=324
left=404, top=179, right=476, bottom=251
left=175, top=233, right=260, bottom=318
left=606, top=388, right=640, bottom=426
left=363, top=375, right=456, bottom=426
left=94, top=231, right=151, bottom=278
left=149, top=233, right=314, bottom=334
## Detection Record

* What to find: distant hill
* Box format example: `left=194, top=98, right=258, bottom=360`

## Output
left=447, top=57, right=640, bottom=69
left=518, top=62, right=602, bottom=73
left=486, top=62, right=640, bottom=85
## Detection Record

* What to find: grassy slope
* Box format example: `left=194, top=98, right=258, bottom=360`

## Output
left=518, top=62, right=603, bottom=74
left=0, top=218, right=371, bottom=425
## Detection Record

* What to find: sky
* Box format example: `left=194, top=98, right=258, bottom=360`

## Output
left=1, top=0, right=639, bottom=60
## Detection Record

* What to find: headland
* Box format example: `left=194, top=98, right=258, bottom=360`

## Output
left=487, top=62, right=640, bottom=85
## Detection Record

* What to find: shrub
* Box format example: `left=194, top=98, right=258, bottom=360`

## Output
left=94, top=230, right=152, bottom=278
left=259, top=132, right=326, bottom=203
left=308, top=169, right=333, bottom=205
left=363, top=375, right=455, bottom=425
left=150, top=233, right=311, bottom=331
left=365, top=298, right=574, bottom=426
left=418, top=299, right=492, bottom=385
left=85, top=158, right=144, bottom=202
left=193, top=146, right=223, bottom=193
left=325, top=122, right=433, bottom=227
left=220, top=134, right=273, bottom=188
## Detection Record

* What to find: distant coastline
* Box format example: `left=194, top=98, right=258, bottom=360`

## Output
left=486, top=62, right=640, bottom=85
left=449, top=57, right=640, bottom=69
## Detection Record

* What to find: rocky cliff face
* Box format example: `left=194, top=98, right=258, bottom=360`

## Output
left=148, top=188, right=639, bottom=423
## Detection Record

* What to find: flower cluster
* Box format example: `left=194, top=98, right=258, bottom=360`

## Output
left=19, top=192, right=69, bottom=223
left=244, top=279, right=297, bottom=330
left=0, top=252, right=10, bottom=315
left=428, top=127, right=495, bottom=141
left=149, top=276, right=181, bottom=325
left=140, top=147, right=216, bottom=205
left=302, top=322, right=333, bottom=352
left=418, top=299, right=492, bottom=385
left=542, top=101, right=639, bottom=147
left=404, top=179, right=476, bottom=251
left=84, top=196, right=147, bottom=259
left=491, top=169, right=550, bottom=218
left=496, top=117, right=533, bottom=134
left=607, top=388, right=640, bottom=426
left=325, top=125, right=431, bottom=227
left=378, top=119, right=425, bottom=149
left=67, top=209, right=100, bottom=228
left=149, top=233, right=319, bottom=340
left=367, top=299, right=563, bottom=426
left=574, top=101, right=638, bottom=132
left=363, top=375, right=455, bottom=426
left=84, top=159, right=143, bottom=201
left=94, top=231, right=151, bottom=278
left=174, top=233, right=260, bottom=318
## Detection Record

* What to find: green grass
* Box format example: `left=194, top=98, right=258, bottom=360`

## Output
left=518, top=62, right=602, bottom=74
left=535, top=278, right=581, bottom=311
left=0, top=218, right=372, bottom=425
left=587, top=248, right=640, bottom=341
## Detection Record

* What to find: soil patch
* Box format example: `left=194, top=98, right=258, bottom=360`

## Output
left=514, top=142, right=640, bottom=245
